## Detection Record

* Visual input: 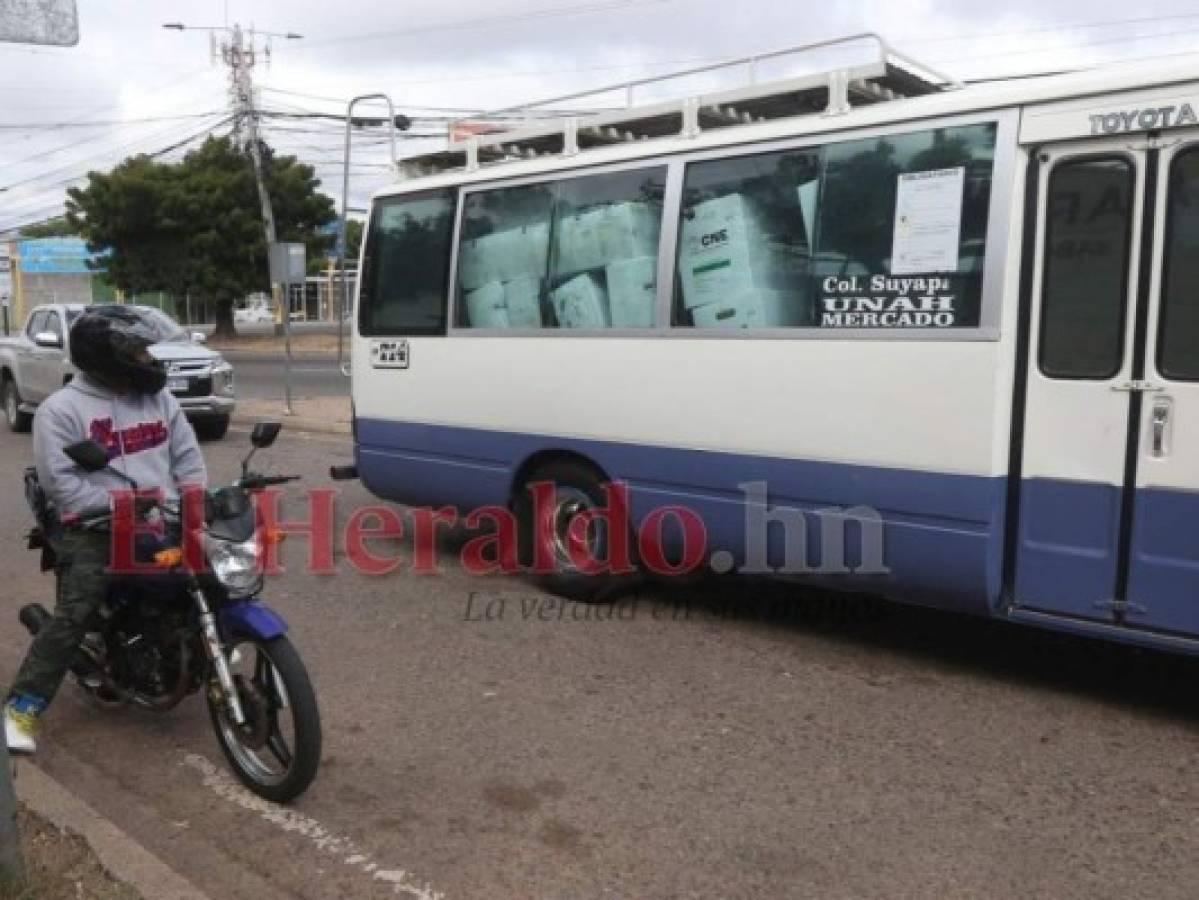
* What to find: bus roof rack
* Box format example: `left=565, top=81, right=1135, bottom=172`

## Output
left=399, top=32, right=961, bottom=179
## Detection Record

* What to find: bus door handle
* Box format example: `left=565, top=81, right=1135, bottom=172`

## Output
left=1151, top=397, right=1173, bottom=458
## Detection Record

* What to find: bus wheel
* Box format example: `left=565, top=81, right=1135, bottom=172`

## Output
left=514, top=460, right=640, bottom=603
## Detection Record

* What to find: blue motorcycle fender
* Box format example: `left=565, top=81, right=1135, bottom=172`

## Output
left=219, top=601, right=288, bottom=641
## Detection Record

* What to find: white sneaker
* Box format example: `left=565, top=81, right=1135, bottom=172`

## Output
left=4, top=704, right=38, bottom=755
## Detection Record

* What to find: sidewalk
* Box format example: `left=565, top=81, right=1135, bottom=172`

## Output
left=232, top=395, right=351, bottom=436
left=12, top=761, right=208, bottom=899
left=206, top=333, right=344, bottom=356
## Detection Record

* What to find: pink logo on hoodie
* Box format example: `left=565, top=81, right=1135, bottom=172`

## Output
left=89, top=417, right=169, bottom=460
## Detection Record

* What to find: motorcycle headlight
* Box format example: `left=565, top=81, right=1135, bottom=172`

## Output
left=207, top=536, right=262, bottom=599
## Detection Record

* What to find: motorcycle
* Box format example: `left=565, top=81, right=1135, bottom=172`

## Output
left=20, top=422, right=321, bottom=803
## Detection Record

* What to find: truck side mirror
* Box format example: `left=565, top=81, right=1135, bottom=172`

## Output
left=63, top=440, right=110, bottom=473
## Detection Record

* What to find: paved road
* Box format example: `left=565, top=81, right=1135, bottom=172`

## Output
left=224, top=351, right=348, bottom=401
left=3, top=425, right=1199, bottom=898
left=196, top=322, right=344, bottom=337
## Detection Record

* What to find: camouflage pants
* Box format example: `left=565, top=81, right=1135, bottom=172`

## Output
left=9, top=529, right=112, bottom=706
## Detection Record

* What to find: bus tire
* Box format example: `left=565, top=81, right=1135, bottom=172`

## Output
left=514, top=460, right=640, bottom=603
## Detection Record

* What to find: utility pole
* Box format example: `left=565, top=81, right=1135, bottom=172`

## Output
left=220, top=24, right=279, bottom=264
left=163, top=21, right=302, bottom=336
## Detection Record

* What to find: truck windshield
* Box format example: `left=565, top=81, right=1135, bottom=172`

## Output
left=73, top=305, right=188, bottom=343
left=135, top=307, right=188, bottom=342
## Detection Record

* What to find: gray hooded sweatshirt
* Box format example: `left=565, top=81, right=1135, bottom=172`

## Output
left=32, top=375, right=207, bottom=516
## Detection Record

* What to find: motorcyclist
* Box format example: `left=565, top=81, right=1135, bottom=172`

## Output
left=4, top=305, right=207, bottom=754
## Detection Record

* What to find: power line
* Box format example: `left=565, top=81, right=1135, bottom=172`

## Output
left=4, top=66, right=214, bottom=135
left=898, top=11, right=1199, bottom=46
left=930, top=25, right=1199, bottom=66
left=0, top=117, right=234, bottom=233
left=0, top=104, right=227, bottom=172
left=0, top=111, right=226, bottom=131
left=296, top=0, right=670, bottom=49
left=0, top=114, right=231, bottom=200
left=272, top=10, right=1199, bottom=96
left=0, top=70, right=222, bottom=203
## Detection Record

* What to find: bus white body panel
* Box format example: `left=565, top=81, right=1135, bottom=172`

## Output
left=354, top=338, right=1004, bottom=478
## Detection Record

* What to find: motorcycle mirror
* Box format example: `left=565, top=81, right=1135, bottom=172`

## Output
left=64, top=440, right=110, bottom=473
left=250, top=422, right=282, bottom=449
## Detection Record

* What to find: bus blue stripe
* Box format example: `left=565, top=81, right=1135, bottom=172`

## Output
left=355, top=417, right=1009, bottom=614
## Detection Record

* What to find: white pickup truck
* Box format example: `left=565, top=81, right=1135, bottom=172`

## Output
left=0, top=303, right=236, bottom=440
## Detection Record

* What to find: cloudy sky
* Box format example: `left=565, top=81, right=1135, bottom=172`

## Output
left=1, top=0, right=1198, bottom=233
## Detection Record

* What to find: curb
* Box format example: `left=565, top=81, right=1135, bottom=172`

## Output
left=12, top=759, right=211, bottom=900
left=230, top=412, right=350, bottom=437
left=214, top=349, right=341, bottom=360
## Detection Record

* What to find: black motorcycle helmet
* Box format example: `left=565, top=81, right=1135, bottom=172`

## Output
left=69, top=305, right=170, bottom=394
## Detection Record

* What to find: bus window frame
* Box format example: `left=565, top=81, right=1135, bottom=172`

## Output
left=1036, top=151, right=1137, bottom=382
left=358, top=186, right=459, bottom=339
left=1155, top=143, right=1199, bottom=383
left=431, top=107, right=1019, bottom=341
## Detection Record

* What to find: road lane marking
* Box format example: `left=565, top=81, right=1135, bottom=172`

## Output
left=181, top=753, right=443, bottom=900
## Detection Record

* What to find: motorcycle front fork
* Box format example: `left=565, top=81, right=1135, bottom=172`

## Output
left=188, top=584, right=247, bottom=726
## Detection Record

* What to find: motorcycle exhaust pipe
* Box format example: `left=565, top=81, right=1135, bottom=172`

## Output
left=18, top=603, right=50, bottom=636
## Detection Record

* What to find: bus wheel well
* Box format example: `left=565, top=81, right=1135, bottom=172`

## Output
left=509, top=450, right=609, bottom=507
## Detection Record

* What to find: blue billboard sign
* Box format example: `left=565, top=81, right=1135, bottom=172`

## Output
left=18, top=238, right=107, bottom=275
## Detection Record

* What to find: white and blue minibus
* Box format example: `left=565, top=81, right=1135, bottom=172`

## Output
left=345, top=34, right=1199, bottom=654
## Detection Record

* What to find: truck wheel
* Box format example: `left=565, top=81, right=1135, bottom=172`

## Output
left=3, top=379, right=32, bottom=433
left=194, top=416, right=230, bottom=441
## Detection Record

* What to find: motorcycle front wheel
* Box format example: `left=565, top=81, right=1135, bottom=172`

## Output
left=207, top=635, right=322, bottom=803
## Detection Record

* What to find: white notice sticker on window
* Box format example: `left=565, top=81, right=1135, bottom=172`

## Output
left=890, top=167, right=965, bottom=275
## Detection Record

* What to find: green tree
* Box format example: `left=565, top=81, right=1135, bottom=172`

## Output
left=66, top=136, right=336, bottom=337
left=346, top=218, right=364, bottom=261
left=20, top=216, right=78, bottom=238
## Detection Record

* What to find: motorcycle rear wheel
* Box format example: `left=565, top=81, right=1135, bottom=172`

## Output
left=207, top=635, right=321, bottom=803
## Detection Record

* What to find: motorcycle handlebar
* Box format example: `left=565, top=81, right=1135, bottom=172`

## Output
left=238, top=474, right=302, bottom=491
left=67, top=495, right=160, bottom=526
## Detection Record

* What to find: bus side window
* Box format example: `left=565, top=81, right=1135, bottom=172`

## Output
left=359, top=189, right=457, bottom=337
left=458, top=166, right=668, bottom=331
left=673, top=149, right=819, bottom=329
left=547, top=167, right=667, bottom=330
left=1039, top=157, right=1133, bottom=379
left=672, top=122, right=997, bottom=331
left=458, top=183, right=554, bottom=329
left=814, top=123, right=996, bottom=330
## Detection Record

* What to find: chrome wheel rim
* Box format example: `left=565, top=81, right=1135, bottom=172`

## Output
left=549, top=488, right=606, bottom=571
left=217, top=641, right=297, bottom=787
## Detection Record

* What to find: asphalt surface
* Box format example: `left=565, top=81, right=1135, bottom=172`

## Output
left=3, top=425, right=1199, bottom=898
left=223, top=351, right=348, bottom=401
left=197, top=322, right=344, bottom=337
